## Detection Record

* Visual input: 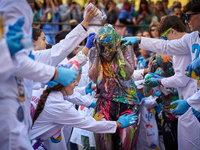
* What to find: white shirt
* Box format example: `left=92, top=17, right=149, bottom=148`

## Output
left=139, top=32, right=200, bottom=109
left=31, top=91, right=117, bottom=141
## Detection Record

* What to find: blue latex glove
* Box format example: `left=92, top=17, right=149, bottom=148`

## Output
left=121, top=37, right=139, bottom=45
left=6, top=34, right=24, bottom=55
left=148, top=72, right=165, bottom=79
left=192, top=108, right=200, bottom=118
left=154, top=91, right=161, bottom=97
left=54, top=67, right=78, bottom=86
left=117, top=113, right=138, bottom=128
left=46, top=80, right=58, bottom=88
left=89, top=101, right=96, bottom=108
left=154, top=103, right=162, bottom=114
left=86, top=33, right=96, bottom=49
left=170, top=100, right=190, bottom=115
left=6, top=17, right=24, bottom=38
left=6, top=17, right=25, bottom=55
left=137, top=57, right=146, bottom=69
left=143, top=78, right=160, bottom=87
left=185, top=58, right=200, bottom=77
left=85, top=81, right=94, bottom=94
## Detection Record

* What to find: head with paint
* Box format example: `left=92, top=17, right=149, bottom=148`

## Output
left=96, top=24, right=121, bottom=62
left=32, top=60, right=81, bottom=125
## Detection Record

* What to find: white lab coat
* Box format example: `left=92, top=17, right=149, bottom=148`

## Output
left=139, top=33, right=200, bottom=150
left=0, top=39, right=15, bottom=79
left=31, top=91, right=117, bottom=141
left=0, top=1, right=57, bottom=149
left=0, top=1, right=88, bottom=149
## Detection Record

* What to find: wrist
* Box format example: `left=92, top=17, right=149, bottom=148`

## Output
left=81, top=20, right=90, bottom=29
left=53, top=68, right=59, bottom=80
left=116, top=121, right=121, bottom=128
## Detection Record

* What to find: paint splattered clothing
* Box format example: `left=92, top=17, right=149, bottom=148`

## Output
left=89, top=25, right=139, bottom=150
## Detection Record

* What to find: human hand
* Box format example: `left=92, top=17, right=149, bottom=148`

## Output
left=143, top=78, right=160, bottom=87
left=54, top=67, right=78, bottom=86
left=170, top=100, right=190, bottom=115
left=121, top=37, right=139, bottom=46
left=45, top=7, right=51, bottom=14
left=83, top=6, right=98, bottom=24
left=185, top=58, right=200, bottom=77
left=137, top=57, right=146, bottom=69
left=86, top=33, right=96, bottom=49
left=117, top=113, right=138, bottom=128
left=85, top=81, right=94, bottom=94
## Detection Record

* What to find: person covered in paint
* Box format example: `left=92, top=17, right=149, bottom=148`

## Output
left=143, top=54, right=179, bottom=150
left=89, top=24, right=139, bottom=150
left=31, top=39, right=138, bottom=149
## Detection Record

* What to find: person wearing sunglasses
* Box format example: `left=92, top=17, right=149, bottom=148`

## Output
left=121, top=1, right=200, bottom=148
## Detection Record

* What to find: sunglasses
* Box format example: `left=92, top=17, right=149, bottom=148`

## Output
left=161, top=27, right=172, bottom=40
left=185, top=13, right=200, bottom=22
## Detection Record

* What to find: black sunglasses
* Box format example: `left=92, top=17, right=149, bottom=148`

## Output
left=185, top=13, right=200, bottom=21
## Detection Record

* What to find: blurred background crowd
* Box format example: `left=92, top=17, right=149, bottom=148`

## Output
left=31, top=0, right=187, bottom=45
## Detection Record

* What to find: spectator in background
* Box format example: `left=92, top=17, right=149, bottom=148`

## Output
left=104, top=0, right=118, bottom=24
left=152, top=1, right=167, bottom=22
left=59, top=0, right=81, bottom=30
left=118, top=1, right=136, bottom=36
left=30, top=1, right=41, bottom=28
left=148, top=1, right=155, bottom=13
left=133, top=0, right=152, bottom=32
left=170, top=5, right=182, bottom=19
left=168, top=1, right=182, bottom=15
left=162, top=0, right=169, bottom=14
left=149, top=20, right=159, bottom=39
left=39, top=0, right=60, bottom=45
left=116, top=0, right=128, bottom=10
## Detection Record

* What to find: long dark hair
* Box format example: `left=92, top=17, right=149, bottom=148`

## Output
left=32, top=83, right=64, bottom=125
left=138, top=0, right=150, bottom=14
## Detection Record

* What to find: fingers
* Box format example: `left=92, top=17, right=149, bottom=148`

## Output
left=170, top=101, right=178, bottom=106
left=121, top=38, right=126, bottom=42
left=13, top=17, right=25, bottom=27
left=12, top=34, right=23, bottom=41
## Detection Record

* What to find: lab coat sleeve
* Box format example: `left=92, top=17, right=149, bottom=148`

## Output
left=65, top=92, right=92, bottom=107
left=33, top=24, right=87, bottom=66
left=161, top=55, right=190, bottom=88
left=139, top=33, right=191, bottom=56
left=54, top=105, right=117, bottom=133
left=187, top=91, right=200, bottom=112
left=74, top=86, right=87, bottom=95
left=0, top=39, right=16, bottom=80
left=13, top=51, right=55, bottom=83
left=133, top=69, right=144, bottom=81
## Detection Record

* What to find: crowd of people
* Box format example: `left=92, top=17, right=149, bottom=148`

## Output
left=1, top=0, right=200, bottom=150
left=30, top=0, right=184, bottom=45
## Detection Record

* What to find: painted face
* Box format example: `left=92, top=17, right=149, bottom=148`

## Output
left=96, top=24, right=121, bottom=62
left=33, top=31, right=48, bottom=50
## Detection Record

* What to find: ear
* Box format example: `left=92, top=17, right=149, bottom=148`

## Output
left=170, top=28, right=176, bottom=35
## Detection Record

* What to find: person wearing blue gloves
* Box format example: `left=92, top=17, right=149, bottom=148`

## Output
left=0, top=0, right=98, bottom=149
left=31, top=37, right=138, bottom=149
left=122, top=10, right=200, bottom=149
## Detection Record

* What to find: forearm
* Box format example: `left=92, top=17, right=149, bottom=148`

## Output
left=50, top=1, right=58, bottom=14
left=40, top=12, right=47, bottom=22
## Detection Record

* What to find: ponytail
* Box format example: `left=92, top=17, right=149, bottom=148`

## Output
left=32, top=86, right=52, bottom=125
left=32, top=83, right=64, bottom=126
